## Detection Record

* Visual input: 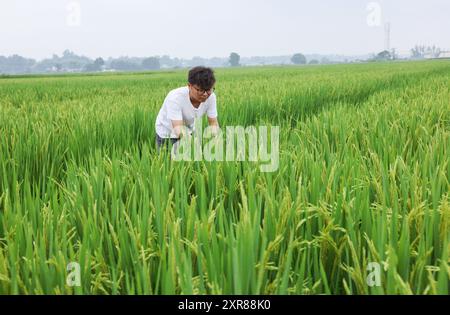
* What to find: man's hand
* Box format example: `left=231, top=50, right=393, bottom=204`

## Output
left=208, top=117, right=220, bottom=137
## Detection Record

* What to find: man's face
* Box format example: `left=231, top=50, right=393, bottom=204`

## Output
left=189, top=84, right=215, bottom=103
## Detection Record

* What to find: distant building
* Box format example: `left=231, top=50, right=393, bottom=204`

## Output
left=438, top=51, right=450, bottom=59
left=424, top=51, right=450, bottom=60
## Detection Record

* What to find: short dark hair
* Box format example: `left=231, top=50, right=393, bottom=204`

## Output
left=188, top=67, right=216, bottom=90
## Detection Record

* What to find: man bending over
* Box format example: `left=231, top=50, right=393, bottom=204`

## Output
left=155, top=66, right=219, bottom=151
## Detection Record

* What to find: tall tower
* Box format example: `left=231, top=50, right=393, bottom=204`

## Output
left=384, top=22, right=391, bottom=51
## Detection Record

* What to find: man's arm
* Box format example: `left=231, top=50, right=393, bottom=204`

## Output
left=207, top=93, right=219, bottom=135
left=167, top=98, right=185, bottom=139
left=171, top=120, right=188, bottom=139
left=208, top=117, right=220, bottom=136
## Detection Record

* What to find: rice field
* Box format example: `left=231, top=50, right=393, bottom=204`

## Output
left=0, top=60, right=449, bottom=295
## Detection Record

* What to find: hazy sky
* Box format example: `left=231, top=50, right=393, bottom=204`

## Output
left=0, top=0, right=448, bottom=60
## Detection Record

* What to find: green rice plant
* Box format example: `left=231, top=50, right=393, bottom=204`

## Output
left=0, top=60, right=449, bottom=294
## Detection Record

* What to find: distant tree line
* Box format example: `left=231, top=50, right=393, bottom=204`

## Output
left=0, top=55, right=35, bottom=74
left=0, top=50, right=164, bottom=75
left=1, top=45, right=446, bottom=75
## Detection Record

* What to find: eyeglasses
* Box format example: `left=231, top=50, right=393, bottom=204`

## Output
left=192, top=86, right=215, bottom=95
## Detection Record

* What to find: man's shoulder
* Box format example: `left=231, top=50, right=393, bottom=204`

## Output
left=167, top=86, right=189, bottom=100
left=206, top=92, right=217, bottom=105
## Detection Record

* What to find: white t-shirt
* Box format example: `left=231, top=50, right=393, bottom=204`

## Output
left=155, top=86, right=218, bottom=139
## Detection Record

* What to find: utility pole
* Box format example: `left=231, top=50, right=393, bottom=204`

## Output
left=384, top=22, right=391, bottom=51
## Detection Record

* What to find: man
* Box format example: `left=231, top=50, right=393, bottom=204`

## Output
left=155, top=66, right=219, bottom=151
